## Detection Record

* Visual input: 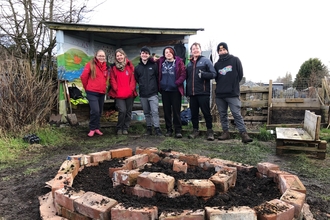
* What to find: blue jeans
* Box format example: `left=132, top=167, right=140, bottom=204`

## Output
left=86, top=92, right=105, bottom=130
left=140, top=95, right=160, bottom=127
left=215, top=96, right=246, bottom=133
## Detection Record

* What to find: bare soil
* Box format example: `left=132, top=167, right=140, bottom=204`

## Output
left=0, top=125, right=329, bottom=220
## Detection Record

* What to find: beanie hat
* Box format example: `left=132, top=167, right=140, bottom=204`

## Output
left=217, top=42, right=229, bottom=53
left=140, top=46, right=150, bottom=54
left=163, top=46, right=176, bottom=57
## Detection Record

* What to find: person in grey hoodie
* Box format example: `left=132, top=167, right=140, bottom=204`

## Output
left=214, top=42, right=252, bottom=143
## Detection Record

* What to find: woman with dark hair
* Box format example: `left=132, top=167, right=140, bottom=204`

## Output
left=154, top=46, right=186, bottom=138
left=109, top=48, right=137, bottom=135
left=80, top=50, right=108, bottom=137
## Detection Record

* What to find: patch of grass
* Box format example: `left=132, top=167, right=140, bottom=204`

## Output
left=285, top=154, right=330, bottom=181
left=23, top=167, right=43, bottom=176
left=258, top=125, right=275, bottom=141
left=0, top=137, right=29, bottom=169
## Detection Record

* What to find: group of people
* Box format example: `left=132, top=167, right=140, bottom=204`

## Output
left=80, top=42, right=253, bottom=143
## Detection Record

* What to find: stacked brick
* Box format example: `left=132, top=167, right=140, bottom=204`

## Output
left=39, top=147, right=310, bottom=220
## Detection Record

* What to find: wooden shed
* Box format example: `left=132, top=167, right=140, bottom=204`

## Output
left=44, top=22, right=203, bottom=122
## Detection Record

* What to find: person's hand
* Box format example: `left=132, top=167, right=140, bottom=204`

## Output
left=198, top=70, right=203, bottom=78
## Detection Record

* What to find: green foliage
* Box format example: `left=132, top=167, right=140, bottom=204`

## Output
left=258, top=125, right=275, bottom=141
left=293, top=58, right=329, bottom=89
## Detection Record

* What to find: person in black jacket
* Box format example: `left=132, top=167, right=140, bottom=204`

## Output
left=186, top=42, right=216, bottom=140
left=214, top=42, right=252, bottom=143
left=134, top=46, right=163, bottom=136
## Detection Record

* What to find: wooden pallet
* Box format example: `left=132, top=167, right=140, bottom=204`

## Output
left=275, top=110, right=327, bottom=159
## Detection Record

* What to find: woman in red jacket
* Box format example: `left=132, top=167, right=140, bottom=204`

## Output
left=109, top=48, right=137, bottom=135
left=80, top=50, right=108, bottom=137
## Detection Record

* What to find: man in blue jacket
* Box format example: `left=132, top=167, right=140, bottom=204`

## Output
left=214, top=42, right=252, bottom=143
left=186, top=42, right=216, bottom=140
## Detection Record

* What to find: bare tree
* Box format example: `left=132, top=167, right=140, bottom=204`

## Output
left=0, top=0, right=94, bottom=70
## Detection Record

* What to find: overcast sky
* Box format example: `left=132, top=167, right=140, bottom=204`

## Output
left=87, top=0, right=330, bottom=83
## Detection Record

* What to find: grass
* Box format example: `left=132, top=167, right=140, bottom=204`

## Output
left=0, top=123, right=329, bottom=182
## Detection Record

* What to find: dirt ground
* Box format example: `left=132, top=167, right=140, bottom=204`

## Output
left=0, top=125, right=329, bottom=220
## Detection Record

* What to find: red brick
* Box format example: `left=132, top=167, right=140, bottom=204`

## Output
left=205, top=206, right=256, bottom=219
left=80, top=155, right=91, bottom=166
left=177, top=179, right=215, bottom=197
left=209, top=169, right=235, bottom=193
left=55, top=188, right=85, bottom=211
left=137, top=172, right=175, bottom=194
left=268, top=170, right=291, bottom=182
left=51, top=173, right=73, bottom=198
left=113, top=169, right=140, bottom=186
left=173, top=159, right=188, bottom=173
left=88, top=150, right=111, bottom=163
left=149, top=153, right=161, bottom=163
left=162, top=157, right=175, bottom=165
left=109, top=167, right=124, bottom=178
left=280, top=189, right=306, bottom=217
left=256, top=199, right=295, bottom=220
left=257, top=162, right=280, bottom=175
left=60, top=206, right=92, bottom=220
left=73, top=191, right=118, bottom=219
left=67, top=155, right=82, bottom=169
left=178, top=154, right=199, bottom=166
left=110, top=148, right=133, bottom=158
left=159, top=209, right=205, bottom=219
left=197, top=156, right=211, bottom=170
left=278, top=174, right=306, bottom=194
left=133, top=184, right=156, bottom=198
left=58, top=159, right=80, bottom=178
left=38, top=192, right=58, bottom=219
left=124, top=154, right=149, bottom=169
left=135, top=146, right=159, bottom=155
left=111, top=204, right=158, bottom=220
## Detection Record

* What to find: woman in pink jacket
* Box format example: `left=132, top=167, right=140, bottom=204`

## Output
left=80, top=50, right=109, bottom=137
left=109, top=48, right=137, bottom=135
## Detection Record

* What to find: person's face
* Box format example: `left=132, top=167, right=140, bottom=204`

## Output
left=164, top=49, right=174, bottom=60
left=116, top=52, right=125, bottom=63
left=191, top=44, right=201, bottom=58
left=140, top=51, right=150, bottom=61
left=96, top=51, right=106, bottom=63
left=218, top=48, right=228, bottom=55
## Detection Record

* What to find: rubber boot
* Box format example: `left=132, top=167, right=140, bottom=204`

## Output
left=218, top=130, right=230, bottom=140
left=207, top=129, right=214, bottom=141
left=188, top=129, right=200, bottom=139
left=241, top=132, right=253, bottom=143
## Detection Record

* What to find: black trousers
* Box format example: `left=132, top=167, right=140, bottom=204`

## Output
left=161, top=91, right=182, bottom=132
left=86, top=92, right=105, bottom=130
left=189, top=95, right=213, bottom=130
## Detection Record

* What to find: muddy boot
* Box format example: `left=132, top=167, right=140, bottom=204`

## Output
left=241, top=132, right=253, bottom=143
left=207, top=129, right=214, bottom=141
left=175, top=129, right=182, bottom=138
left=165, top=129, right=173, bottom=137
left=188, top=129, right=200, bottom=139
left=218, top=130, right=230, bottom=140
left=145, top=126, right=152, bottom=135
left=154, top=127, right=163, bottom=136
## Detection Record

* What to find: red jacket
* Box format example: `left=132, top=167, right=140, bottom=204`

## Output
left=108, top=59, right=137, bottom=99
left=80, top=59, right=108, bottom=94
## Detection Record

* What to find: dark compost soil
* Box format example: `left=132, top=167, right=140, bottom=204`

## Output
left=71, top=156, right=281, bottom=215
